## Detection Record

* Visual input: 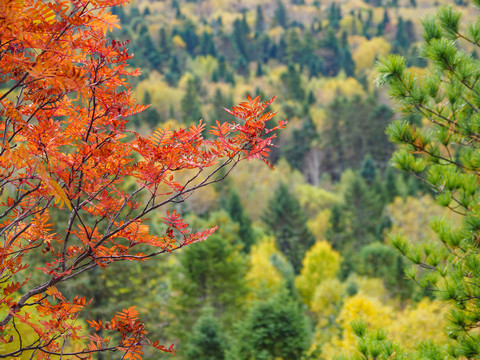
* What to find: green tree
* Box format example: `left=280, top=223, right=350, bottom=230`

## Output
left=339, top=30, right=355, bottom=76
left=255, top=61, right=263, bottom=77
left=377, top=9, right=390, bottom=36
left=284, top=29, right=303, bottom=65
left=345, top=3, right=480, bottom=359
left=181, top=77, right=203, bottom=124
left=234, top=292, right=310, bottom=360
left=320, top=27, right=340, bottom=76
left=384, top=166, right=400, bottom=202
left=354, top=242, right=416, bottom=300
left=255, top=34, right=272, bottom=63
left=226, top=187, right=255, bottom=252
left=321, top=96, right=394, bottom=178
left=263, top=183, right=315, bottom=273
left=280, top=64, right=305, bottom=101
left=199, top=31, right=216, bottom=56
left=128, top=6, right=140, bottom=23
left=276, top=36, right=287, bottom=62
left=166, top=54, right=182, bottom=85
left=135, top=25, right=161, bottom=69
left=168, top=211, right=248, bottom=340
left=134, top=90, right=162, bottom=128
left=322, top=98, right=345, bottom=179
left=283, top=115, right=318, bottom=172
left=255, top=5, right=265, bottom=35
left=177, top=19, right=199, bottom=54
left=327, top=173, right=385, bottom=278
left=232, top=17, right=249, bottom=62
left=158, top=27, right=172, bottom=63
left=394, top=17, right=409, bottom=52
left=274, top=0, right=288, bottom=29
left=366, top=104, right=395, bottom=163
left=209, top=88, right=234, bottom=127
left=342, top=175, right=384, bottom=245
left=360, top=154, right=377, bottom=184
left=183, top=308, right=226, bottom=360
left=327, top=2, right=342, bottom=30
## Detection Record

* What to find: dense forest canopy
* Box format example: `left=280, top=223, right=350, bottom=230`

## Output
left=2, top=0, right=480, bottom=358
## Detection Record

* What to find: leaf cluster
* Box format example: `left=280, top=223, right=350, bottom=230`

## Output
left=0, top=1, right=287, bottom=358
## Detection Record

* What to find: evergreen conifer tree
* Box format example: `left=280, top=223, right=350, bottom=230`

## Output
left=346, top=3, right=480, bottom=358
left=322, top=98, right=345, bottom=179
left=327, top=3, right=341, bottom=30
left=339, top=30, right=355, bottom=76
left=360, top=155, right=377, bottom=184
left=129, top=6, right=140, bottom=21
left=199, top=31, right=216, bottom=56
left=285, top=29, right=303, bottom=64
left=240, top=10, right=250, bottom=35
left=209, top=88, right=234, bottom=128
left=226, top=187, right=255, bottom=253
left=354, top=242, right=415, bottom=300
left=234, top=292, right=310, bottom=360
left=158, top=27, right=171, bottom=63
left=184, top=309, right=226, bottom=360
left=166, top=54, right=182, bottom=85
left=283, top=116, right=318, bottom=172
left=277, top=37, right=287, bottom=62
left=280, top=64, right=305, bottom=101
left=321, top=27, right=340, bottom=75
left=255, top=5, right=265, bottom=35
left=181, top=77, right=203, bottom=124
left=232, top=18, right=249, bottom=62
left=342, top=175, right=383, bottom=246
left=255, top=61, right=263, bottom=77
left=179, top=19, right=199, bottom=55
left=225, top=71, right=235, bottom=85
left=384, top=166, right=399, bottom=202
left=168, top=212, right=248, bottom=341
left=363, top=9, right=373, bottom=38
left=135, top=90, right=162, bottom=127
left=274, top=0, right=288, bottom=29
left=328, top=173, right=385, bottom=278
left=255, top=34, right=271, bottom=63
left=263, top=183, right=315, bottom=273
left=136, top=26, right=161, bottom=69
left=394, top=17, right=409, bottom=52
left=217, top=55, right=227, bottom=78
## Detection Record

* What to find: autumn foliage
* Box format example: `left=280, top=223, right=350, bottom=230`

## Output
left=0, top=0, right=285, bottom=358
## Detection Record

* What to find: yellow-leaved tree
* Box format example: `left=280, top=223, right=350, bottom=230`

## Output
left=295, top=241, right=342, bottom=306
left=322, top=295, right=447, bottom=358
left=322, top=294, right=394, bottom=358
left=245, top=237, right=289, bottom=299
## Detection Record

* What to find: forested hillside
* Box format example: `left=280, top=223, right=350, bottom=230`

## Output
left=99, top=0, right=473, bottom=358
left=2, top=0, right=479, bottom=359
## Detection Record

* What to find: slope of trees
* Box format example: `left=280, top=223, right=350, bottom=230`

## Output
left=3, top=0, right=479, bottom=359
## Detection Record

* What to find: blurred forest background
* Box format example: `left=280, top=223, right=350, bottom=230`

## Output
left=45, top=0, right=479, bottom=358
